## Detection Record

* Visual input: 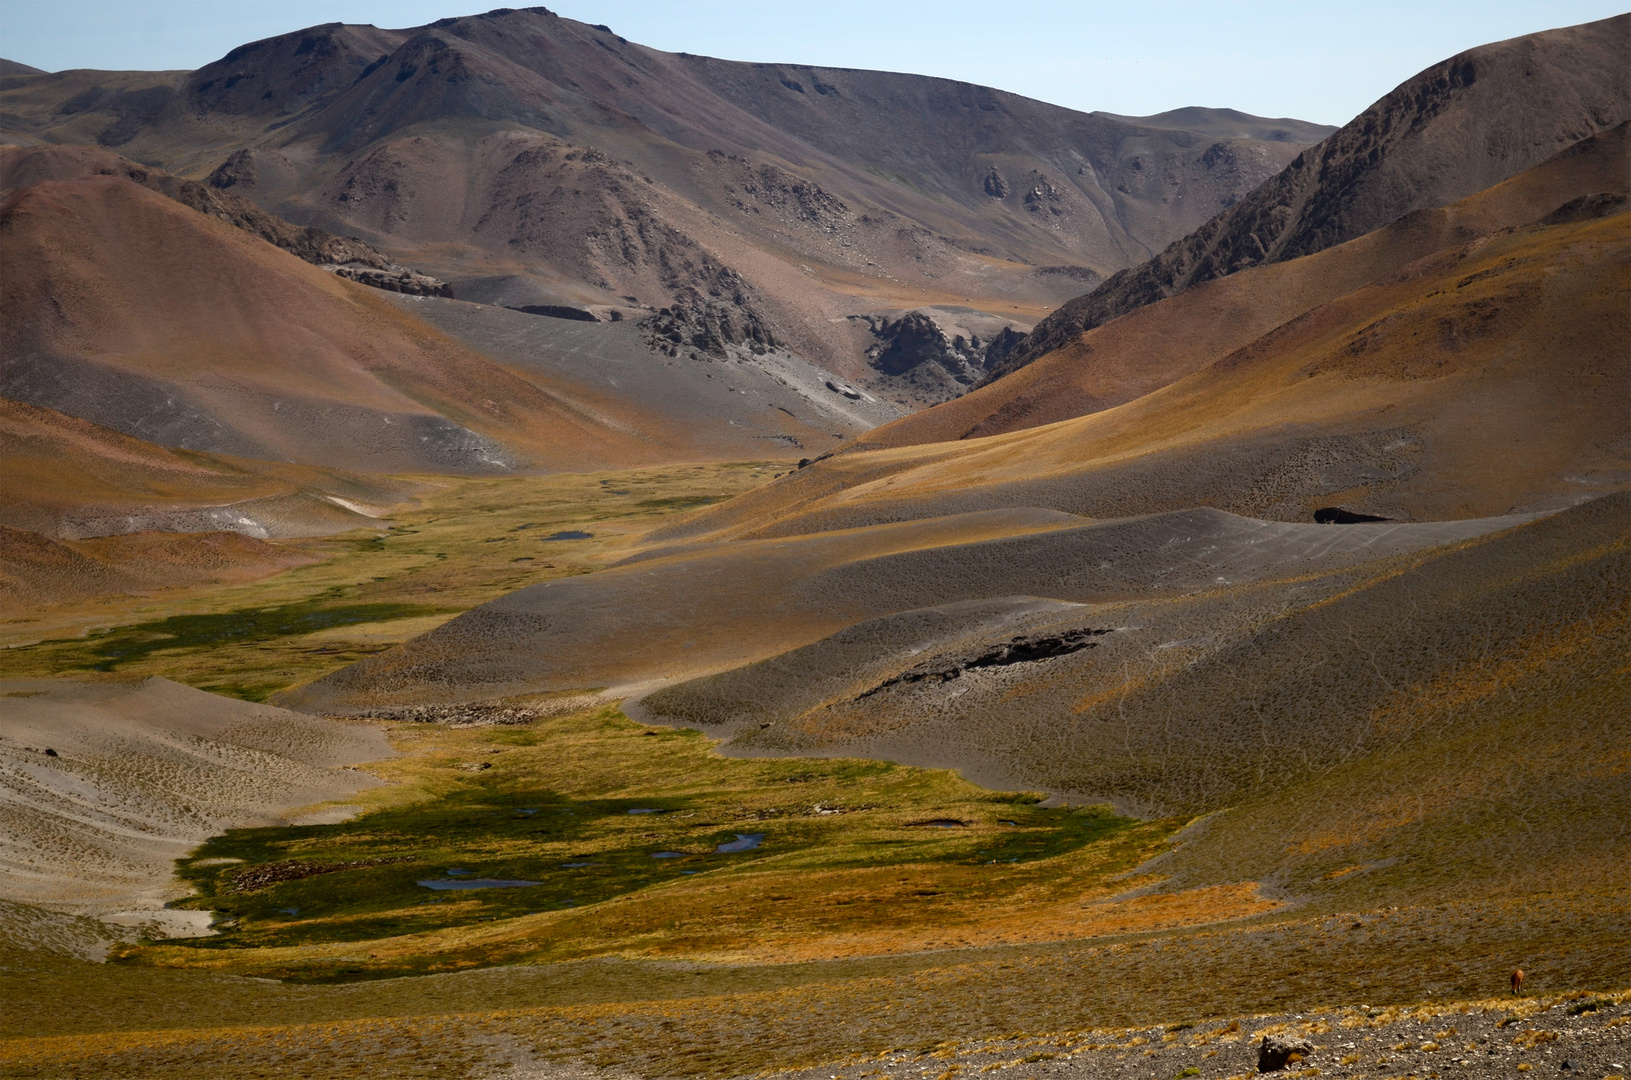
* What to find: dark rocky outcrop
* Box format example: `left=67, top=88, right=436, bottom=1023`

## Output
left=858, top=627, right=1109, bottom=698
left=982, top=326, right=1027, bottom=371
left=1258, top=1035, right=1315, bottom=1073
left=1314, top=507, right=1392, bottom=524
left=330, top=264, right=453, bottom=297
left=864, top=312, right=987, bottom=385
left=643, top=288, right=776, bottom=358
left=205, top=147, right=258, bottom=190
left=986, top=15, right=1630, bottom=383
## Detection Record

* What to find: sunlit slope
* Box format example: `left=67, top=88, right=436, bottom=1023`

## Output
left=995, top=13, right=1630, bottom=375
left=858, top=124, right=1629, bottom=447
left=281, top=506, right=1522, bottom=714
left=648, top=491, right=1630, bottom=921
left=661, top=207, right=1630, bottom=541
left=654, top=493, right=1627, bottom=808
left=0, top=526, right=318, bottom=612
left=0, top=176, right=676, bottom=473
left=0, top=397, right=414, bottom=539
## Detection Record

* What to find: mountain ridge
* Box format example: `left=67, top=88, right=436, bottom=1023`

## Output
left=989, top=13, right=1630, bottom=380
left=0, top=8, right=1331, bottom=400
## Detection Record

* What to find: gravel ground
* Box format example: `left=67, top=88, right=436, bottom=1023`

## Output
left=743, top=992, right=1630, bottom=1080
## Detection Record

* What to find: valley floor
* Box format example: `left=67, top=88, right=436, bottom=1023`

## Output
left=2, top=465, right=1626, bottom=1079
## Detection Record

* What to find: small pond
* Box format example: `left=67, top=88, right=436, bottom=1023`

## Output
left=714, top=833, right=764, bottom=853
left=418, top=878, right=540, bottom=890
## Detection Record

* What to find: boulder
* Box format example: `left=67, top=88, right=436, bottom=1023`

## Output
left=1258, top=1035, right=1314, bottom=1072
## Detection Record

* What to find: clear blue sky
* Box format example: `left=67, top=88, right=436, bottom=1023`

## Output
left=1, top=1, right=1624, bottom=127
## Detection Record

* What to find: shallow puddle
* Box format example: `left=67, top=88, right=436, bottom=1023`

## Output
left=650, top=851, right=689, bottom=859
left=626, top=808, right=664, bottom=815
left=543, top=530, right=593, bottom=540
left=418, top=878, right=540, bottom=890
left=714, top=833, right=764, bottom=852
left=910, top=819, right=966, bottom=828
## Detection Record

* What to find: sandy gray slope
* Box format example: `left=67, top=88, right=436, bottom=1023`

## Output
left=644, top=494, right=1628, bottom=821
left=281, top=505, right=1532, bottom=715
left=0, top=677, right=392, bottom=935
left=378, top=294, right=903, bottom=456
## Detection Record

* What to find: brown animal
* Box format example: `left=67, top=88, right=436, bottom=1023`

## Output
left=1512, top=969, right=1524, bottom=994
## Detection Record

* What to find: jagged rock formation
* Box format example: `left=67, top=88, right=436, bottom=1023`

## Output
left=643, top=288, right=777, bottom=359
left=858, top=313, right=988, bottom=398
left=328, top=264, right=451, bottom=297
left=981, top=326, right=1027, bottom=370
left=988, top=14, right=1630, bottom=381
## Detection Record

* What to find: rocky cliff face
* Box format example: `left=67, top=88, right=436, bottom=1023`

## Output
left=988, top=13, right=1631, bottom=382
left=853, top=312, right=1032, bottom=405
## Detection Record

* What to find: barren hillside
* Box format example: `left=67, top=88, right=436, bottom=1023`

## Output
left=0, top=7, right=1331, bottom=401
left=995, top=13, right=1629, bottom=378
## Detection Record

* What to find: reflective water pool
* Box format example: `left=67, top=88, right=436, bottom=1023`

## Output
left=417, top=878, right=540, bottom=890
left=715, top=833, right=764, bottom=852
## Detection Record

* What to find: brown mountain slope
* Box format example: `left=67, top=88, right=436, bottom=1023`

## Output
left=650, top=205, right=1630, bottom=542
left=0, top=397, right=415, bottom=539
left=0, top=142, right=413, bottom=278
left=0, top=9, right=1323, bottom=274
left=856, top=123, right=1629, bottom=448
left=0, top=525, right=317, bottom=610
left=994, top=13, right=1630, bottom=378
left=0, top=175, right=706, bottom=473
left=0, top=10, right=1327, bottom=398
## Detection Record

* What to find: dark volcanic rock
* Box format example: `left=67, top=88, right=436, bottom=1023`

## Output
left=987, top=15, right=1630, bottom=383
left=864, top=312, right=990, bottom=384
left=869, top=313, right=963, bottom=377
left=1314, top=507, right=1392, bottom=524
left=858, top=627, right=1109, bottom=699
left=205, top=148, right=257, bottom=190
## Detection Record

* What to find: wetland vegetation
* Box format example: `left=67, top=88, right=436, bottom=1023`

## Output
left=141, top=706, right=1168, bottom=982
left=1, top=462, right=784, bottom=699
